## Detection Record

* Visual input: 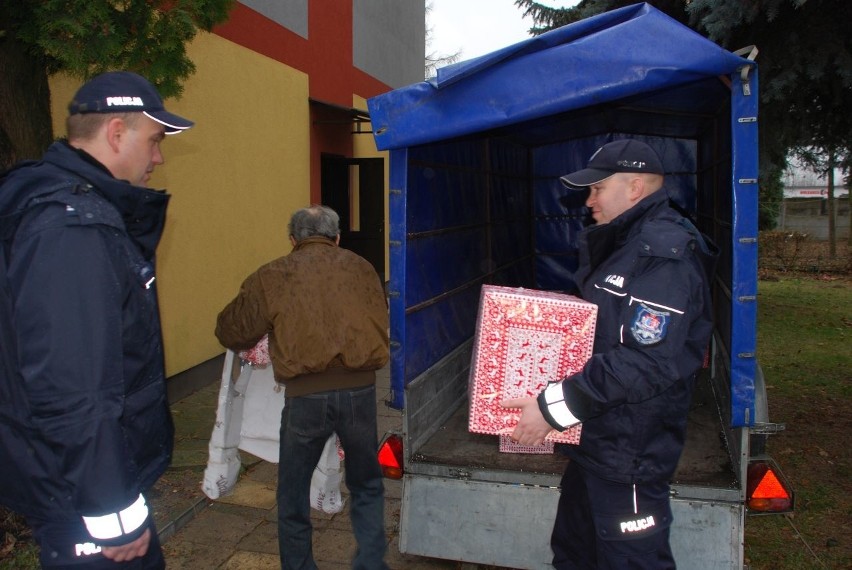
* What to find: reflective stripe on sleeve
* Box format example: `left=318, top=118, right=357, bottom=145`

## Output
left=82, top=494, right=149, bottom=540
left=542, top=382, right=581, bottom=430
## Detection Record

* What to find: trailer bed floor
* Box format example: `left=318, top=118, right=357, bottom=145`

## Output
left=411, top=373, right=736, bottom=489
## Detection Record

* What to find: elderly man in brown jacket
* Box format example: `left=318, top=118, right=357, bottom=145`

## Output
left=215, top=205, right=389, bottom=570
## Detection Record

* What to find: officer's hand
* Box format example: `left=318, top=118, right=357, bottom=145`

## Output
left=500, top=396, right=552, bottom=446
left=101, top=528, right=151, bottom=562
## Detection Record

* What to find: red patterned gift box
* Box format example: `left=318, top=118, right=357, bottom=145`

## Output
left=239, top=334, right=271, bottom=367
left=468, top=285, right=597, bottom=446
left=498, top=434, right=555, bottom=454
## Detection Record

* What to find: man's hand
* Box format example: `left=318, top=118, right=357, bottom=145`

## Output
left=500, top=396, right=553, bottom=446
left=101, top=528, right=151, bottom=562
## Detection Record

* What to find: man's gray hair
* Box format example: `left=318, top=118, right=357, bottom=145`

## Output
left=288, top=205, right=340, bottom=242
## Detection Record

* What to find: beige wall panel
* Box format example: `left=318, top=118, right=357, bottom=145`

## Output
left=49, top=33, right=311, bottom=376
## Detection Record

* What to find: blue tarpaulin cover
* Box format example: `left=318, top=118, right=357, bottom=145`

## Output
left=369, top=3, right=750, bottom=151
left=368, top=3, right=759, bottom=428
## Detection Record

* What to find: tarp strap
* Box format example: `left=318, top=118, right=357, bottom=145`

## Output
left=734, top=46, right=759, bottom=96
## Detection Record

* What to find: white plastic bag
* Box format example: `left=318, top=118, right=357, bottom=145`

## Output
left=203, top=347, right=347, bottom=514
left=202, top=350, right=248, bottom=500
left=310, top=434, right=346, bottom=514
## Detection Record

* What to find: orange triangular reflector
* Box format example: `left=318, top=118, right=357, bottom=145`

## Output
left=378, top=443, right=402, bottom=469
left=752, top=469, right=788, bottom=499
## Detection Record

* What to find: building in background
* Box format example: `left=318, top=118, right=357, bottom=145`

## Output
left=47, top=0, right=425, bottom=395
left=780, top=160, right=850, bottom=239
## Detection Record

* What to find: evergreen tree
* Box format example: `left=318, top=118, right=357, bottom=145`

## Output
left=514, top=0, right=852, bottom=232
left=0, top=0, right=234, bottom=169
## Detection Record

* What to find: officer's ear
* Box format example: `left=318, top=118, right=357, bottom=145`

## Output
left=627, top=175, right=645, bottom=202
left=105, top=117, right=127, bottom=154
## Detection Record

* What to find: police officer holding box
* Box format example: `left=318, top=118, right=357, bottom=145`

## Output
left=503, top=139, right=717, bottom=569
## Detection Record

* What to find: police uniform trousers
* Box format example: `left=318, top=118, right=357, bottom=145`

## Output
left=551, top=460, right=676, bottom=570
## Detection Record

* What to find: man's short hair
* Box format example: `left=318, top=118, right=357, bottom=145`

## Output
left=288, top=205, right=340, bottom=242
left=66, top=112, right=141, bottom=141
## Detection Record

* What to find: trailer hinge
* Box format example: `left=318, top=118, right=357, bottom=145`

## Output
left=448, top=468, right=472, bottom=480
left=738, top=178, right=758, bottom=184
left=737, top=352, right=755, bottom=359
left=750, top=422, right=787, bottom=435
left=739, top=237, right=758, bottom=244
left=389, top=340, right=401, bottom=349
left=387, top=290, right=400, bottom=298
left=389, top=188, right=402, bottom=195
left=389, top=240, right=402, bottom=247
left=738, top=295, right=757, bottom=302
left=737, top=117, right=757, bottom=123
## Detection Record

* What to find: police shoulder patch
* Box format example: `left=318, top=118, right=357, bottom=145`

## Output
left=630, top=303, right=670, bottom=345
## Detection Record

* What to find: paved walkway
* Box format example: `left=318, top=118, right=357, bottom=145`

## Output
left=152, top=365, right=475, bottom=569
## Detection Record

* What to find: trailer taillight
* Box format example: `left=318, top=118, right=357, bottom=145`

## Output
left=377, top=433, right=404, bottom=479
left=746, top=458, right=794, bottom=514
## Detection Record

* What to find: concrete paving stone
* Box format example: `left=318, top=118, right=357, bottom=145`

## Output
left=160, top=538, right=232, bottom=569
left=324, top=510, right=353, bottom=533
left=310, top=502, right=345, bottom=525
left=377, top=414, right=402, bottom=439
left=385, top=497, right=402, bottom=532
left=219, top=551, right=281, bottom=569
left=311, top=527, right=357, bottom=564
left=245, top=460, right=279, bottom=484
left=170, top=396, right=217, bottom=439
left=377, top=398, right=401, bottom=413
left=240, top=451, right=265, bottom=468
left=170, top=445, right=210, bottom=469
left=378, top=411, right=401, bottom=425
left=386, top=544, right=460, bottom=570
left=172, top=504, right=264, bottom=547
left=217, top=478, right=277, bottom=510
left=149, top=466, right=207, bottom=531
left=204, top=501, right=269, bottom=519
left=384, top=477, right=403, bottom=500
left=235, top=519, right=278, bottom=555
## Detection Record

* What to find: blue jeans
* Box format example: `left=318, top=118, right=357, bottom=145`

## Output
left=277, top=384, right=389, bottom=570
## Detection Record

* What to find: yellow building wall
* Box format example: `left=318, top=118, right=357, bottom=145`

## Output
left=49, top=32, right=312, bottom=376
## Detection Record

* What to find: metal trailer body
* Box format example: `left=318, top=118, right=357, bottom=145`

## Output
left=367, top=4, right=765, bottom=568
left=396, top=341, right=747, bottom=569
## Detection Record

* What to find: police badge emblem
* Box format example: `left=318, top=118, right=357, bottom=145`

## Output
left=631, top=303, right=669, bottom=345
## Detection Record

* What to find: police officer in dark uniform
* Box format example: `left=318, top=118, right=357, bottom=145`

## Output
left=0, top=72, right=193, bottom=568
left=503, top=139, right=717, bottom=569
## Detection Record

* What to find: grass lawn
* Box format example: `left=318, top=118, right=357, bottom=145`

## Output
left=745, top=275, right=852, bottom=570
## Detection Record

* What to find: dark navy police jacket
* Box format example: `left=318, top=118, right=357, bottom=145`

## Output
left=0, top=141, right=174, bottom=544
left=544, top=190, right=717, bottom=486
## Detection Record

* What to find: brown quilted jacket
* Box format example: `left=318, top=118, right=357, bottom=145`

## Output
left=215, top=236, right=388, bottom=396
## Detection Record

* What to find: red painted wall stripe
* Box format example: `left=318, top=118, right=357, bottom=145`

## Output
left=214, top=2, right=393, bottom=107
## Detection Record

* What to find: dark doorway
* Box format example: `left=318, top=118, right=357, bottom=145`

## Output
left=320, top=155, right=385, bottom=281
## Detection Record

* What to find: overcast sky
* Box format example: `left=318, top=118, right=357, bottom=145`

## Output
left=428, top=0, right=577, bottom=62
